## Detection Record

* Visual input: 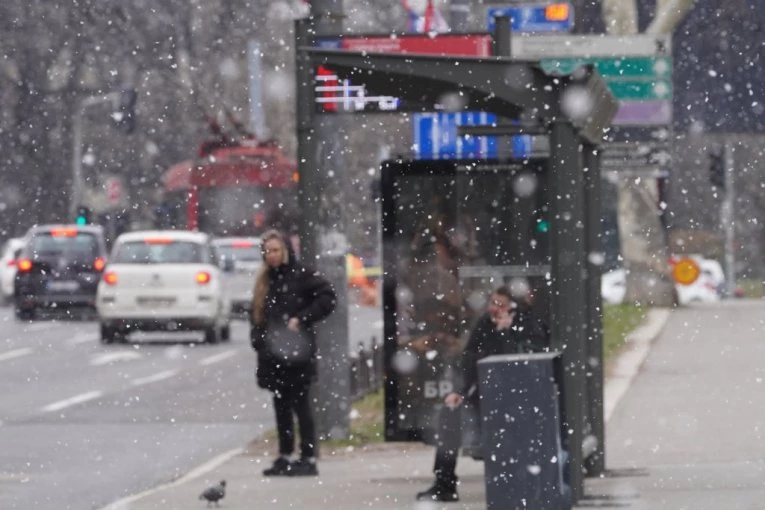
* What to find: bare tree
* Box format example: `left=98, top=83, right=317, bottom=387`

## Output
left=602, top=0, right=678, bottom=307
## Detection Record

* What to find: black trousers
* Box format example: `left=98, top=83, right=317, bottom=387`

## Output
left=273, top=381, right=316, bottom=459
left=432, top=406, right=463, bottom=483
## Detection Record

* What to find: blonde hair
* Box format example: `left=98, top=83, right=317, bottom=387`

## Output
left=252, top=229, right=290, bottom=325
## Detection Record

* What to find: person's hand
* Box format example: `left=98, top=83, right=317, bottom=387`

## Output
left=287, top=317, right=301, bottom=331
left=493, top=310, right=514, bottom=331
left=444, top=392, right=464, bottom=409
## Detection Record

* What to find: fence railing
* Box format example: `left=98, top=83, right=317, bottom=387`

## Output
left=349, top=336, right=384, bottom=401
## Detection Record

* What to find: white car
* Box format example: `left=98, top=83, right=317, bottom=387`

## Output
left=602, top=262, right=721, bottom=306
left=601, top=268, right=627, bottom=305
left=675, top=268, right=721, bottom=304
left=698, top=258, right=725, bottom=296
left=96, top=230, right=231, bottom=344
left=211, top=236, right=262, bottom=316
left=0, top=237, right=25, bottom=305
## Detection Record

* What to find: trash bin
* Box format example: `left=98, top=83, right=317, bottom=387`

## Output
left=478, top=352, right=570, bottom=510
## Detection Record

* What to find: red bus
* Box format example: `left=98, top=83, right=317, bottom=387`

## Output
left=159, top=139, right=299, bottom=236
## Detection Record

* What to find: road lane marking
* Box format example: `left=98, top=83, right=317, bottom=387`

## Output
left=130, top=370, right=178, bottom=387
left=0, top=347, right=33, bottom=362
left=90, top=351, right=142, bottom=366
left=42, top=391, right=103, bottom=413
left=24, top=323, right=55, bottom=332
left=199, top=350, right=237, bottom=366
left=69, top=333, right=98, bottom=345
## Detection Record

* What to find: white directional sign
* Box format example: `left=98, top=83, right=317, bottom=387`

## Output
left=510, top=34, right=671, bottom=59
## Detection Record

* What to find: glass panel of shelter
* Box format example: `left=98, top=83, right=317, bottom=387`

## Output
left=390, top=160, right=552, bottom=442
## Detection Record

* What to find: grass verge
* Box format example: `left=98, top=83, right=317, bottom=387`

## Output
left=322, top=389, right=385, bottom=451
left=602, top=304, right=647, bottom=362
left=737, top=278, right=763, bottom=298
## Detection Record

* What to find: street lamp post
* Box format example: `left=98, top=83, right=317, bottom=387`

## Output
left=70, top=93, right=120, bottom=220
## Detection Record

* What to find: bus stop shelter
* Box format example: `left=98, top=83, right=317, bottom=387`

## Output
left=298, top=29, right=618, bottom=503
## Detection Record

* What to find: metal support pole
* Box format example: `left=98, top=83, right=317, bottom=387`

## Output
left=70, top=93, right=120, bottom=221
left=449, top=0, right=471, bottom=31
left=71, top=107, right=85, bottom=221
left=492, top=15, right=511, bottom=57
left=295, top=19, right=318, bottom=261
left=247, top=40, right=267, bottom=140
left=723, top=139, right=736, bottom=296
left=582, top=143, right=605, bottom=476
left=549, top=120, right=586, bottom=501
left=296, top=0, right=350, bottom=440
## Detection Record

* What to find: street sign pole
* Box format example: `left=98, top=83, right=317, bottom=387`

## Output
left=582, top=143, right=605, bottom=476
left=723, top=139, right=736, bottom=297
left=297, top=0, right=351, bottom=441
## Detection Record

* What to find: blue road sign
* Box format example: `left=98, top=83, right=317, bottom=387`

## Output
left=513, top=133, right=533, bottom=159
left=487, top=3, right=574, bottom=33
left=414, top=112, right=498, bottom=160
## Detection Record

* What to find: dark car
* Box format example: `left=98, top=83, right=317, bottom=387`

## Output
left=14, top=225, right=108, bottom=320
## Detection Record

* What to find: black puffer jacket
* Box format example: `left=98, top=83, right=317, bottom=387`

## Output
left=457, top=308, right=548, bottom=403
left=250, top=242, right=336, bottom=391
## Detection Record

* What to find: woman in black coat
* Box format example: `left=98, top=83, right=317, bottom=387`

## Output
left=250, top=229, right=336, bottom=477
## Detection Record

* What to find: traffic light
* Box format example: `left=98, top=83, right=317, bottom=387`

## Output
left=534, top=206, right=550, bottom=234
left=75, top=205, right=92, bottom=226
left=114, top=88, right=137, bottom=134
left=709, top=149, right=725, bottom=189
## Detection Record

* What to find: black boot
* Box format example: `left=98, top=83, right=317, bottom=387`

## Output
left=263, top=456, right=292, bottom=476
left=416, top=475, right=459, bottom=502
left=288, top=457, right=318, bottom=476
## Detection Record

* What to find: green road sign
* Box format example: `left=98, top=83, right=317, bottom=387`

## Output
left=606, top=80, right=672, bottom=100
left=541, top=56, right=672, bottom=101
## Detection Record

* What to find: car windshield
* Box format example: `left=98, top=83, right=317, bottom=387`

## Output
left=215, top=243, right=262, bottom=262
left=29, top=232, right=99, bottom=260
left=112, top=240, right=203, bottom=264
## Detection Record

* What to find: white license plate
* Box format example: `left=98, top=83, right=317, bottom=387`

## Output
left=48, top=281, right=80, bottom=292
left=136, top=297, right=176, bottom=307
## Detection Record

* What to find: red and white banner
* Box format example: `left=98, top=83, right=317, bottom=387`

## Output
left=401, top=0, right=449, bottom=33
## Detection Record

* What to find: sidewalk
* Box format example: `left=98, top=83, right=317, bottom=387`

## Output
left=105, top=309, right=672, bottom=510
left=584, top=300, right=765, bottom=509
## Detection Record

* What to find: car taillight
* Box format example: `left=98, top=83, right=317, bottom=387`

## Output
left=94, top=257, right=106, bottom=272
left=103, top=271, right=118, bottom=285
left=7, top=259, right=16, bottom=267
left=195, top=271, right=211, bottom=284
left=50, top=228, right=78, bottom=237
left=17, top=259, right=32, bottom=272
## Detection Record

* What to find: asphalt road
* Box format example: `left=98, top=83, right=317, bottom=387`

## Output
left=0, top=304, right=382, bottom=510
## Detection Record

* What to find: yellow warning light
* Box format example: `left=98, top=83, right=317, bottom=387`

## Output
left=672, top=257, right=701, bottom=286
left=545, top=3, right=570, bottom=22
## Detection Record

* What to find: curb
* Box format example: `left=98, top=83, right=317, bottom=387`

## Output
left=99, top=448, right=243, bottom=510
left=603, top=307, right=671, bottom=423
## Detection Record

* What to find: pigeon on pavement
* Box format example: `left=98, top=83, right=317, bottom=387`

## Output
left=199, top=479, right=226, bottom=507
